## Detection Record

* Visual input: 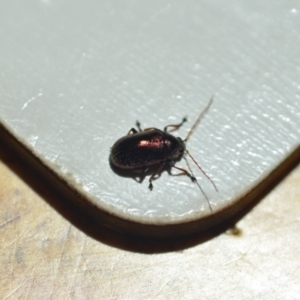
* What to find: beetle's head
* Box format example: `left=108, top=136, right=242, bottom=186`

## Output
left=176, top=137, right=186, bottom=159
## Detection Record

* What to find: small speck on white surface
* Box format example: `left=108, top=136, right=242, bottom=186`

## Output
left=0, top=0, right=299, bottom=225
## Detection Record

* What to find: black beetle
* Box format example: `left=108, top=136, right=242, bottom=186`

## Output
left=110, top=97, right=217, bottom=192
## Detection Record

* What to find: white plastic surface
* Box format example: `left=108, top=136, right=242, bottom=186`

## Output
left=0, top=1, right=300, bottom=225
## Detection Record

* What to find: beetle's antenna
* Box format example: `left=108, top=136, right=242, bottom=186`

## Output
left=184, top=96, right=214, bottom=143
left=185, top=150, right=218, bottom=192
left=184, top=156, right=213, bottom=211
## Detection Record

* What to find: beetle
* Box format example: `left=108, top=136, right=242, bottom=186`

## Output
left=110, top=97, right=218, bottom=192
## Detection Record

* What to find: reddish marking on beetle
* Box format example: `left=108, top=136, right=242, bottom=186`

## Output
left=138, top=137, right=167, bottom=148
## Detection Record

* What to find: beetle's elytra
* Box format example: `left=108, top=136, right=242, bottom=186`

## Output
left=110, top=97, right=217, bottom=192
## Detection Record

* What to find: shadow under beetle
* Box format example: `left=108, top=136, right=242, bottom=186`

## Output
left=110, top=97, right=218, bottom=193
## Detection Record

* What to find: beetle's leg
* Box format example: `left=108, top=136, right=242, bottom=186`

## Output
left=136, top=121, right=143, bottom=132
left=171, top=165, right=197, bottom=182
left=136, top=120, right=158, bottom=132
left=136, top=121, right=156, bottom=132
left=164, top=117, right=187, bottom=132
left=132, top=167, right=148, bottom=183
left=127, top=128, right=138, bottom=135
left=129, top=121, right=156, bottom=134
left=148, top=163, right=165, bottom=190
left=127, top=120, right=144, bottom=135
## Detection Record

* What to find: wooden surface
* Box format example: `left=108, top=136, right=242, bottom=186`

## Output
left=1, top=141, right=300, bottom=299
